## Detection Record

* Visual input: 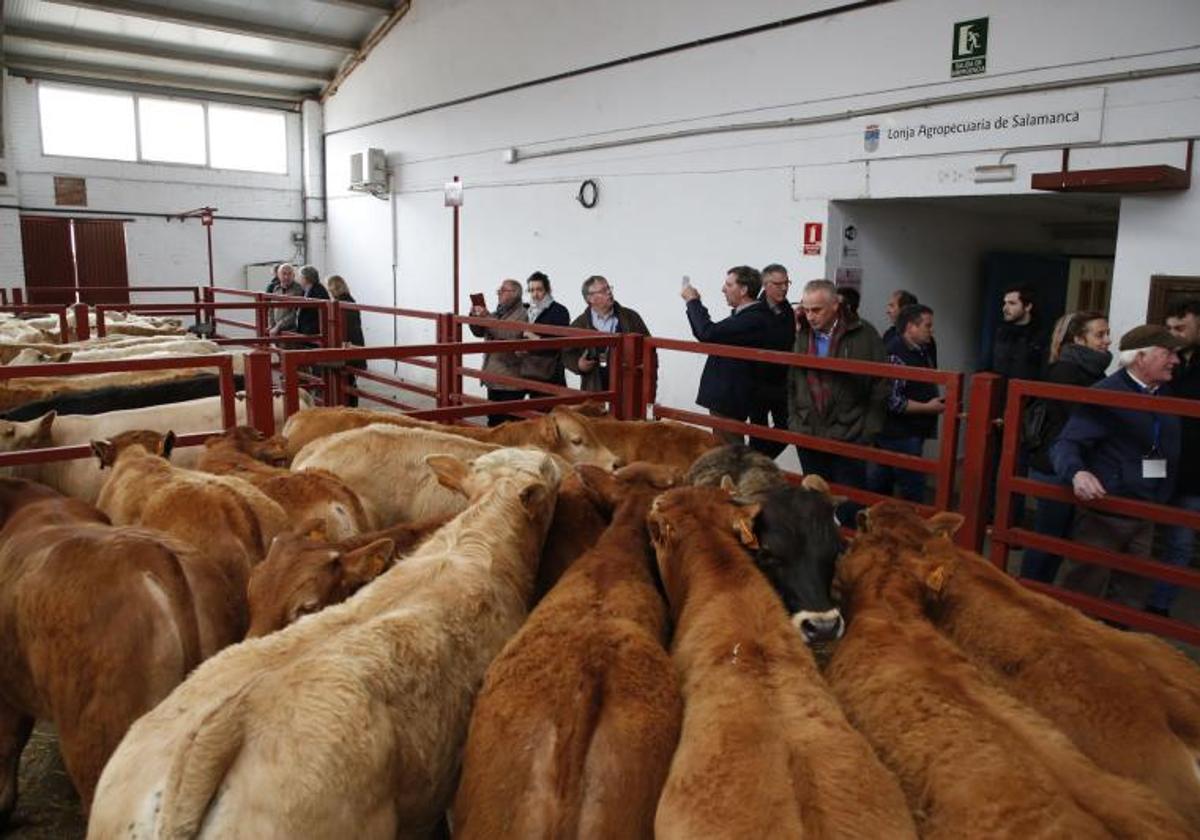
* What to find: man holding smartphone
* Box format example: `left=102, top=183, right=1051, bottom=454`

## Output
left=564, top=275, right=650, bottom=393
left=468, top=279, right=528, bottom=426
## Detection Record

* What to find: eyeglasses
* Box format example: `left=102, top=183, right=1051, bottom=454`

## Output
left=587, top=285, right=614, bottom=297
left=767, top=280, right=791, bottom=287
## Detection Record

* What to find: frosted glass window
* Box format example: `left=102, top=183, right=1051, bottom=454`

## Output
left=208, top=106, right=287, bottom=174
left=139, top=97, right=207, bottom=165
left=39, top=85, right=136, bottom=161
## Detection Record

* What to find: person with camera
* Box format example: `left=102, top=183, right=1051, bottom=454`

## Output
left=469, top=278, right=529, bottom=426
left=563, top=275, right=650, bottom=392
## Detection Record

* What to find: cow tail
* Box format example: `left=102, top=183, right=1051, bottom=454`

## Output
left=550, top=657, right=607, bottom=835
left=157, top=688, right=249, bottom=839
left=153, top=541, right=204, bottom=675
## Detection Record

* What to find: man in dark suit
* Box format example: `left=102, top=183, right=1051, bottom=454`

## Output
left=748, top=263, right=797, bottom=457
left=682, top=265, right=773, bottom=445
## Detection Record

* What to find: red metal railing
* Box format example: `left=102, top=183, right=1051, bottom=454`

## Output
left=0, top=304, right=72, bottom=343
left=990, top=378, right=1200, bottom=645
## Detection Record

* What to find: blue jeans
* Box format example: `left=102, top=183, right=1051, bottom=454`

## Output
left=866, top=436, right=927, bottom=503
left=1020, top=467, right=1075, bottom=583
left=1148, top=493, right=1200, bottom=614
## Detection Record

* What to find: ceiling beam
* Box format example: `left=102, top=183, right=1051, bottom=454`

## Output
left=4, top=24, right=334, bottom=83
left=311, top=0, right=396, bottom=11
left=5, top=55, right=318, bottom=103
left=39, top=0, right=359, bottom=52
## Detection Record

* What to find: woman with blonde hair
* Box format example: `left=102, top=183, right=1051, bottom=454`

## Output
left=327, top=275, right=367, bottom=406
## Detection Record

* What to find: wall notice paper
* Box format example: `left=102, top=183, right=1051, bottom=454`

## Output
left=858, top=88, right=1104, bottom=159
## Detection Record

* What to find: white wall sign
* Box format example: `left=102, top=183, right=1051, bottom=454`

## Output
left=858, top=88, right=1105, bottom=159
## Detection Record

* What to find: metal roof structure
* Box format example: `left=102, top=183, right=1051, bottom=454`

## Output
left=1, top=0, right=410, bottom=109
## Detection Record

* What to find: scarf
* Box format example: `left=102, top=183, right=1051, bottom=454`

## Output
left=494, top=297, right=522, bottom=319
left=527, top=294, right=555, bottom=323
left=805, top=319, right=849, bottom=414
left=1057, top=342, right=1111, bottom=381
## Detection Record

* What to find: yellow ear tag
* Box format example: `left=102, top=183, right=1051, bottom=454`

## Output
left=926, top=566, right=947, bottom=593
left=736, top=518, right=759, bottom=550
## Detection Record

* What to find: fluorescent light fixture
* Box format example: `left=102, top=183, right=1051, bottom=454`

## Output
left=974, top=163, right=1016, bottom=183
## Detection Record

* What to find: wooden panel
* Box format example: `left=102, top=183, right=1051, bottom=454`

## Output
left=1148, top=275, right=1200, bottom=323
left=54, top=176, right=88, bottom=206
left=73, top=220, right=130, bottom=304
left=19, top=216, right=75, bottom=305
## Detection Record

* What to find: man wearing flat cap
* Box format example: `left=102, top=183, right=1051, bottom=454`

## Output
left=1051, top=324, right=1184, bottom=607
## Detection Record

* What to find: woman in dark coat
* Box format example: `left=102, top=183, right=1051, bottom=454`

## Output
left=327, top=275, right=367, bottom=407
left=1021, top=310, right=1112, bottom=582
left=519, top=271, right=570, bottom=395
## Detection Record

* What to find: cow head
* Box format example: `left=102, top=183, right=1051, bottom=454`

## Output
left=855, top=500, right=964, bottom=548
left=574, top=460, right=684, bottom=515
left=0, top=410, right=56, bottom=455
left=247, top=522, right=395, bottom=637
left=205, top=425, right=290, bottom=467
left=539, top=407, right=623, bottom=471
left=426, top=447, right=562, bottom=510
left=91, top=429, right=175, bottom=468
left=751, top=475, right=845, bottom=644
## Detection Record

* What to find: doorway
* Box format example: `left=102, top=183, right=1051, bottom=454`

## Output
left=19, top=216, right=131, bottom=305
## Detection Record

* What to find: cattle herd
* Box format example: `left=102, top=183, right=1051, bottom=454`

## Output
left=0, top=334, right=1198, bottom=838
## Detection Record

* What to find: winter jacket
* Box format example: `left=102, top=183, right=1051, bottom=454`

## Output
left=335, top=292, right=367, bottom=371
left=686, top=298, right=774, bottom=418
left=519, top=300, right=570, bottom=386
left=267, top=280, right=305, bottom=332
left=562, top=302, right=651, bottom=393
left=1168, top=348, right=1200, bottom=495
left=1050, top=369, right=1181, bottom=505
left=469, top=301, right=528, bottom=382
left=1027, top=343, right=1110, bottom=474
left=991, top=320, right=1047, bottom=381
left=881, top=334, right=939, bottom=440
left=297, top=281, right=330, bottom=337
left=787, top=315, right=888, bottom=443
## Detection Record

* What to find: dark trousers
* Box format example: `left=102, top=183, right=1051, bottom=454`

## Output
left=1063, top=509, right=1153, bottom=607
left=1019, top=466, right=1075, bottom=583
left=709, top=409, right=749, bottom=446
left=486, top=388, right=526, bottom=427
left=797, top=446, right=865, bottom=526
left=748, top=388, right=789, bottom=459
left=866, top=436, right=927, bottom=503
left=1150, top=492, right=1200, bottom=614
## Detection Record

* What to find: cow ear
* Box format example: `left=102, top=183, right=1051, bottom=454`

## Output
left=855, top=509, right=870, bottom=531
left=425, top=454, right=469, bottom=494
left=719, top=474, right=736, bottom=494
left=732, top=502, right=761, bottom=549
left=338, top=537, right=395, bottom=586
left=158, top=431, right=176, bottom=460
left=540, top=414, right=562, bottom=446
left=36, top=410, right=57, bottom=436
left=925, top=512, right=964, bottom=537
left=800, top=473, right=831, bottom=496
left=91, top=439, right=117, bottom=469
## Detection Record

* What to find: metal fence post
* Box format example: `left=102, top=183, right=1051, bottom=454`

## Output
left=435, top=312, right=453, bottom=408
left=244, top=350, right=276, bottom=436
left=956, top=372, right=1004, bottom=552
left=13, top=288, right=23, bottom=306
left=73, top=303, right=90, bottom=341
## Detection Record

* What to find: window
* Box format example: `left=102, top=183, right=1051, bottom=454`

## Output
left=39, top=85, right=137, bottom=161
left=139, top=97, right=207, bottom=165
left=37, top=82, right=288, bottom=174
left=208, top=106, right=287, bottom=174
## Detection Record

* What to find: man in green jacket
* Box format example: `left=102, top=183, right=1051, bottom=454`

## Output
left=788, top=279, right=888, bottom=522
left=563, top=275, right=651, bottom=392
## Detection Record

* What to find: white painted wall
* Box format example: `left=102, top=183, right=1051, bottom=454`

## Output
left=321, top=0, right=1200, bottom=409
left=1, top=75, right=307, bottom=296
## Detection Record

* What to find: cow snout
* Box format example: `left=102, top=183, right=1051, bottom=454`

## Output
left=791, top=609, right=845, bottom=644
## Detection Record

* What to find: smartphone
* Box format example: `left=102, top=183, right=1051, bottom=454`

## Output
left=469, top=292, right=486, bottom=309
left=681, top=275, right=691, bottom=288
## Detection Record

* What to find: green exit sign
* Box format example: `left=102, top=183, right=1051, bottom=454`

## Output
left=952, top=17, right=988, bottom=78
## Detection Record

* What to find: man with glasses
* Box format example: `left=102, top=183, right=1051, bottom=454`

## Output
left=747, top=263, right=797, bottom=457
left=469, top=278, right=529, bottom=426
left=563, top=275, right=650, bottom=392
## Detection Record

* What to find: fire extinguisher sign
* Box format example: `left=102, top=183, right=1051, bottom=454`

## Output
left=802, top=222, right=823, bottom=256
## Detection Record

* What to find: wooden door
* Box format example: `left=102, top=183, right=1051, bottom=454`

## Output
left=19, top=216, right=75, bottom=305
left=73, top=219, right=130, bottom=304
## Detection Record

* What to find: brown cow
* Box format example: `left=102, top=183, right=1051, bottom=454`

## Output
left=453, top=465, right=683, bottom=838
left=92, top=430, right=285, bottom=647
left=648, top=486, right=916, bottom=839
left=588, top=417, right=721, bottom=470
left=826, top=530, right=1191, bottom=839
left=89, top=448, right=563, bottom=840
left=282, top=405, right=622, bottom=470
left=0, top=478, right=205, bottom=816
left=245, top=513, right=454, bottom=637
left=859, top=500, right=1200, bottom=829
left=198, top=426, right=375, bottom=538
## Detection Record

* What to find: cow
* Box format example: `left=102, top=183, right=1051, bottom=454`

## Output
left=859, top=500, right=1200, bottom=829
left=198, top=426, right=374, bottom=538
left=647, top=486, right=916, bottom=839
left=88, top=448, right=563, bottom=840
left=92, top=430, right=286, bottom=648
left=0, top=368, right=224, bottom=415
left=453, top=464, right=683, bottom=839
left=689, top=446, right=846, bottom=643
left=0, top=478, right=206, bottom=817
left=825, top=530, right=1190, bottom=839
left=586, top=417, right=722, bottom=470
left=281, top=405, right=622, bottom=471
left=536, top=460, right=683, bottom=599
left=0, top=393, right=304, bottom=503
left=245, top=513, right=453, bottom=637
left=291, top=423, right=502, bottom=527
